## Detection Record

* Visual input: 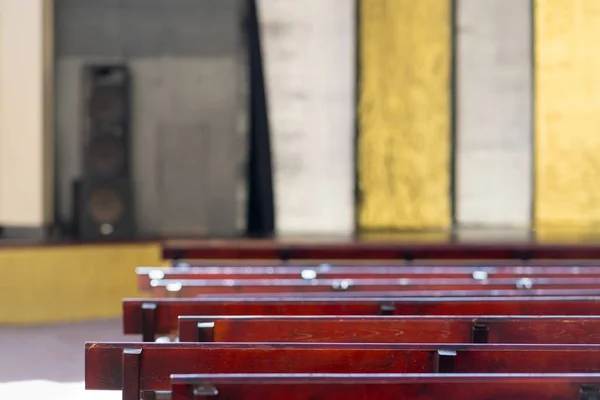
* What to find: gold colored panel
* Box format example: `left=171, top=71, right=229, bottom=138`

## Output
left=358, top=0, right=452, bottom=231
left=535, top=0, right=600, bottom=229
left=0, top=243, right=165, bottom=324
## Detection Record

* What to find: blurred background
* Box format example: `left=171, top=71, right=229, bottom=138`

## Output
left=0, top=0, right=597, bottom=395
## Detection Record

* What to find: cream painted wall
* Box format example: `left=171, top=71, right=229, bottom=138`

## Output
left=455, top=0, right=533, bottom=229
left=0, top=0, right=54, bottom=228
left=258, top=0, right=356, bottom=237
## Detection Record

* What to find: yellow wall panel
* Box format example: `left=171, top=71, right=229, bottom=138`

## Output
left=358, top=0, right=452, bottom=231
left=0, top=243, right=165, bottom=324
left=535, top=0, right=600, bottom=229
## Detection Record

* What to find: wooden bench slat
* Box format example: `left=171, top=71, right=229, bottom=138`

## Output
left=85, top=342, right=600, bottom=391
left=183, top=288, right=600, bottom=298
left=145, top=276, right=600, bottom=297
left=136, top=264, right=600, bottom=285
left=161, top=240, right=600, bottom=260
left=177, top=315, right=600, bottom=344
left=122, top=296, right=600, bottom=339
left=171, top=373, right=600, bottom=400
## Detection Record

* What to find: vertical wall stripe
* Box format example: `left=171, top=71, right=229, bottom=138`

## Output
left=358, top=0, right=452, bottom=231
left=455, top=0, right=533, bottom=229
left=535, top=0, right=600, bottom=229
left=0, top=0, right=54, bottom=228
left=258, top=0, right=356, bottom=236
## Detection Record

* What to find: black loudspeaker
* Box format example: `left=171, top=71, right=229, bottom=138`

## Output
left=83, top=65, right=130, bottom=178
left=73, top=64, right=136, bottom=240
left=73, top=178, right=135, bottom=240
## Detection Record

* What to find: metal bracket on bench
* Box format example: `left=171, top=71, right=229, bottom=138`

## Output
left=197, top=322, right=215, bottom=342
left=471, top=323, right=489, bottom=344
left=141, top=303, right=158, bottom=342
left=580, top=385, right=600, bottom=400
left=379, top=303, right=396, bottom=316
left=279, top=248, right=293, bottom=262
left=194, top=385, right=219, bottom=397
left=434, top=349, right=457, bottom=373
left=122, top=348, right=142, bottom=400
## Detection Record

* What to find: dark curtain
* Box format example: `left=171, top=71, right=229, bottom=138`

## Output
left=246, top=0, right=275, bottom=237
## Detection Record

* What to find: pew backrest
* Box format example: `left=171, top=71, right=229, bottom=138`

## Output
left=161, top=239, right=600, bottom=260
left=85, top=342, right=600, bottom=393
left=146, top=276, right=600, bottom=297
left=177, top=315, right=600, bottom=344
left=137, top=264, right=600, bottom=292
left=123, top=296, right=600, bottom=341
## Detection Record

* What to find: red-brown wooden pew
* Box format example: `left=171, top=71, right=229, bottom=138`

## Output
left=177, top=315, right=600, bottom=344
left=161, top=239, right=600, bottom=261
left=144, top=276, right=600, bottom=297
left=169, top=288, right=600, bottom=298
left=170, top=373, right=600, bottom=400
left=85, top=342, right=600, bottom=400
left=136, top=264, right=600, bottom=291
left=124, top=296, right=600, bottom=341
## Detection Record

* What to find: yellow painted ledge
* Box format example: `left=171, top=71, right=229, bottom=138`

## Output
left=0, top=242, right=165, bottom=324
left=358, top=0, right=452, bottom=231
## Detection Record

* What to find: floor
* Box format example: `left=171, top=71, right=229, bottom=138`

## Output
left=0, top=319, right=129, bottom=399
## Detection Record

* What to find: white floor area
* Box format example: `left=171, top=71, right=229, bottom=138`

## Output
left=0, top=319, right=129, bottom=399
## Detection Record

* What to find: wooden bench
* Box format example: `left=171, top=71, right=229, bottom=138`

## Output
left=161, top=239, right=600, bottom=260
left=85, top=342, right=600, bottom=399
left=136, top=264, right=600, bottom=292
left=177, top=315, right=600, bottom=344
left=123, top=296, right=600, bottom=341
left=85, top=240, right=600, bottom=399
left=170, top=373, right=600, bottom=400
left=145, top=276, right=600, bottom=297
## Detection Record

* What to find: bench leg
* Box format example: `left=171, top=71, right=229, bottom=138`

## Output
left=580, top=385, right=600, bottom=400
left=434, top=349, right=457, bottom=373
left=122, top=349, right=142, bottom=400
left=141, top=303, right=157, bottom=342
left=142, top=391, right=157, bottom=400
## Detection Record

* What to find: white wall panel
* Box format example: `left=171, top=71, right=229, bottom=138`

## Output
left=456, top=0, right=533, bottom=228
left=0, top=0, right=54, bottom=228
left=258, top=0, right=356, bottom=237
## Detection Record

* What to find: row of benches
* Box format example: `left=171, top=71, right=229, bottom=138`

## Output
left=85, top=242, right=600, bottom=399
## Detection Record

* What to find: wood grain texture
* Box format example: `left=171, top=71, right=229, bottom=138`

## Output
left=177, top=315, right=600, bottom=344
left=535, top=0, right=600, bottom=229
left=123, top=296, right=600, bottom=337
left=85, top=342, right=600, bottom=390
left=358, top=0, right=452, bottom=231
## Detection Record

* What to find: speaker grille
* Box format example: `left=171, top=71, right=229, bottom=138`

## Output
left=88, top=134, right=126, bottom=176
left=84, top=64, right=130, bottom=177
left=87, top=186, right=125, bottom=224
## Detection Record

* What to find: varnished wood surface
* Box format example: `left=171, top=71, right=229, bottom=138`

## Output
left=171, top=373, right=600, bottom=400
left=123, top=296, right=600, bottom=337
left=146, top=276, right=600, bottom=297
left=177, top=315, right=600, bottom=344
left=85, top=342, right=600, bottom=391
left=136, top=264, right=600, bottom=291
left=187, top=288, right=600, bottom=298
left=162, top=240, right=600, bottom=260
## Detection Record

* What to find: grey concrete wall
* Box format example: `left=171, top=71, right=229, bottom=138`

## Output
left=54, top=0, right=248, bottom=236
left=455, top=0, right=533, bottom=229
